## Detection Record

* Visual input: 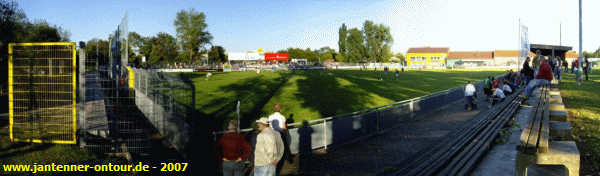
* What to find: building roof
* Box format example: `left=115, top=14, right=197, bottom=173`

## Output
left=448, top=51, right=493, bottom=59
left=407, top=47, right=449, bottom=53
left=494, top=50, right=519, bottom=57
left=565, top=51, right=579, bottom=58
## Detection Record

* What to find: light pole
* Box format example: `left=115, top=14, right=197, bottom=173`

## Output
left=578, top=0, right=583, bottom=85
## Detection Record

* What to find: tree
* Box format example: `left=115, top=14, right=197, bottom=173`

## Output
left=338, top=23, right=347, bottom=57
left=345, top=28, right=365, bottom=63
left=127, top=32, right=143, bottom=65
left=395, top=52, right=406, bottom=65
left=317, top=46, right=336, bottom=62
left=85, top=38, right=109, bottom=65
left=174, top=8, right=212, bottom=63
left=337, top=21, right=393, bottom=63
left=148, top=32, right=177, bottom=65
left=278, top=47, right=319, bottom=62
left=208, top=45, right=227, bottom=63
left=363, top=20, right=393, bottom=63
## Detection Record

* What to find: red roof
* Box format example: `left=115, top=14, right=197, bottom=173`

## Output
left=448, top=51, right=493, bottom=59
left=407, top=47, right=449, bottom=53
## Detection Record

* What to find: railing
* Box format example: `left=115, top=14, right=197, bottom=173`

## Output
left=214, top=75, right=501, bottom=154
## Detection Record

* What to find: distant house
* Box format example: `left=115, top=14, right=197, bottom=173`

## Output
left=494, top=50, right=519, bottom=66
left=447, top=51, right=493, bottom=67
left=405, top=47, right=449, bottom=68
left=565, top=51, right=579, bottom=66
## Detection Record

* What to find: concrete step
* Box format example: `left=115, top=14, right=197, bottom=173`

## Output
left=549, top=91, right=560, bottom=96
left=550, top=110, right=567, bottom=122
left=549, top=121, right=572, bottom=140
left=549, top=103, right=566, bottom=112
left=516, top=141, right=580, bottom=176
left=549, top=97, right=563, bottom=104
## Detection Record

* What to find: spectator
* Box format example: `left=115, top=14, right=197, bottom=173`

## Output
left=521, top=57, right=534, bottom=85
left=218, top=121, right=251, bottom=176
left=206, top=72, right=213, bottom=81
left=490, top=87, right=506, bottom=107
left=254, top=117, right=284, bottom=176
left=483, top=76, right=493, bottom=101
left=521, top=57, right=553, bottom=99
left=532, top=50, right=542, bottom=71
left=584, top=58, right=590, bottom=81
left=268, top=104, right=290, bottom=175
left=555, top=56, right=562, bottom=81
left=268, top=104, right=287, bottom=132
left=464, top=81, right=477, bottom=111
left=503, top=80, right=513, bottom=95
left=395, top=69, right=400, bottom=80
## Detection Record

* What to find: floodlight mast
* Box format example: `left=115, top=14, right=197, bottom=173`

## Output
left=578, top=0, right=583, bottom=85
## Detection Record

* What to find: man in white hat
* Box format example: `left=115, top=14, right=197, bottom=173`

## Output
left=253, top=117, right=284, bottom=176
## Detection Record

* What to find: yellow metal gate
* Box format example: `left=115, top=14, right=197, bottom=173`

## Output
left=8, top=42, right=77, bottom=144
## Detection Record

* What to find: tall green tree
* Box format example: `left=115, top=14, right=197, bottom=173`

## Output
left=338, top=23, right=347, bottom=58
left=395, top=52, right=406, bottom=65
left=174, top=8, right=212, bottom=63
left=345, top=28, right=365, bottom=63
left=317, top=46, right=336, bottom=62
left=148, top=32, right=177, bottom=65
left=363, top=20, right=393, bottom=63
left=208, top=45, right=227, bottom=63
left=127, top=32, right=143, bottom=64
left=85, top=38, right=109, bottom=65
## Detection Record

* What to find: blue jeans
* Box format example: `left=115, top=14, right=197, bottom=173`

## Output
left=254, top=164, right=276, bottom=176
left=222, top=161, right=244, bottom=176
left=524, top=79, right=550, bottom=97
left=465, top=96, right=474, bottom=109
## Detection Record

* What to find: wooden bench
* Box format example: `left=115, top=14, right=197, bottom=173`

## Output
left=516, top=85, right=580, bottom=176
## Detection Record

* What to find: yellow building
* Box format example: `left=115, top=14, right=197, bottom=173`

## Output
left=406, top=47, right=449, bottom=68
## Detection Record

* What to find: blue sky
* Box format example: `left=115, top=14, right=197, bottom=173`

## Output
left=19, top=0, right=600, bottom=53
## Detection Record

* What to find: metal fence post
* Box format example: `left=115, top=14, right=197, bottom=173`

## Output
left=323, top=119, right=327, bottom=151
left=376, top=110, right=380, bottom=134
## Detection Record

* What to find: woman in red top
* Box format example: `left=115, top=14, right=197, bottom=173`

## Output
left=218, top=121, right=251, bottom=176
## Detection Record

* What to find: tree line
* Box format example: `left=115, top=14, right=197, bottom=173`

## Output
left=86, top=8, right=227, bottom=67
left=338, top=21, right=394, bottom=63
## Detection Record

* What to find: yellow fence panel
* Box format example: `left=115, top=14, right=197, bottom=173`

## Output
left=8, top=42, right=77, bottom=144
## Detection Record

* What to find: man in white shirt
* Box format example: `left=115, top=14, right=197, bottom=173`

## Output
left=502, top=83, right=512, bottom=95
left=268, top=104, right=286, bottom=132
left=464, top=81, right=477, bottom=111
left=254, top=117, right=284, bottom=176
left=267, top=104, right=289, bottom=174
left=491, top=87, right=506, bottom=107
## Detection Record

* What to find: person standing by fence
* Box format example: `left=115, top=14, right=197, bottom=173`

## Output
left=268, top=104, right=290, bottom=175
left=218, top=120, right=252, bottom=176
left=254, top=117, right=284, bottom=176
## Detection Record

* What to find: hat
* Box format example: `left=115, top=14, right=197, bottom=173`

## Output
left=255, top=117, right=269, bottom=124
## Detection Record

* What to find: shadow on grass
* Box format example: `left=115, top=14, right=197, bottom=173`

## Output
left=0, top=143, right=53, bottom=160
left=294, top=70, right=373, bottom=117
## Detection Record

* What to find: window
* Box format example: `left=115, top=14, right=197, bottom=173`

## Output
left=411, top=57, right=426, bottom=62
left=431, top=57, right=441, bottom=62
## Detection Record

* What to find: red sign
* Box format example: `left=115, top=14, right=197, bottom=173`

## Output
left=264, top=53, right=289, bottom=61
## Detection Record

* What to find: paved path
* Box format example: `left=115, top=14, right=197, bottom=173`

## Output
left=281, top=90, right=499, bottom=175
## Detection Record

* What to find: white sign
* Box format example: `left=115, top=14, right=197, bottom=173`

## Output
left=520, top=24, right=529, bottom=57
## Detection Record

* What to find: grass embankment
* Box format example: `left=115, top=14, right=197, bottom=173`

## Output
left=177, top=69, right=505, bottom=129
left=0, top=125, right=124, bottom=174
left=559, top=70, right=600, bottom=174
